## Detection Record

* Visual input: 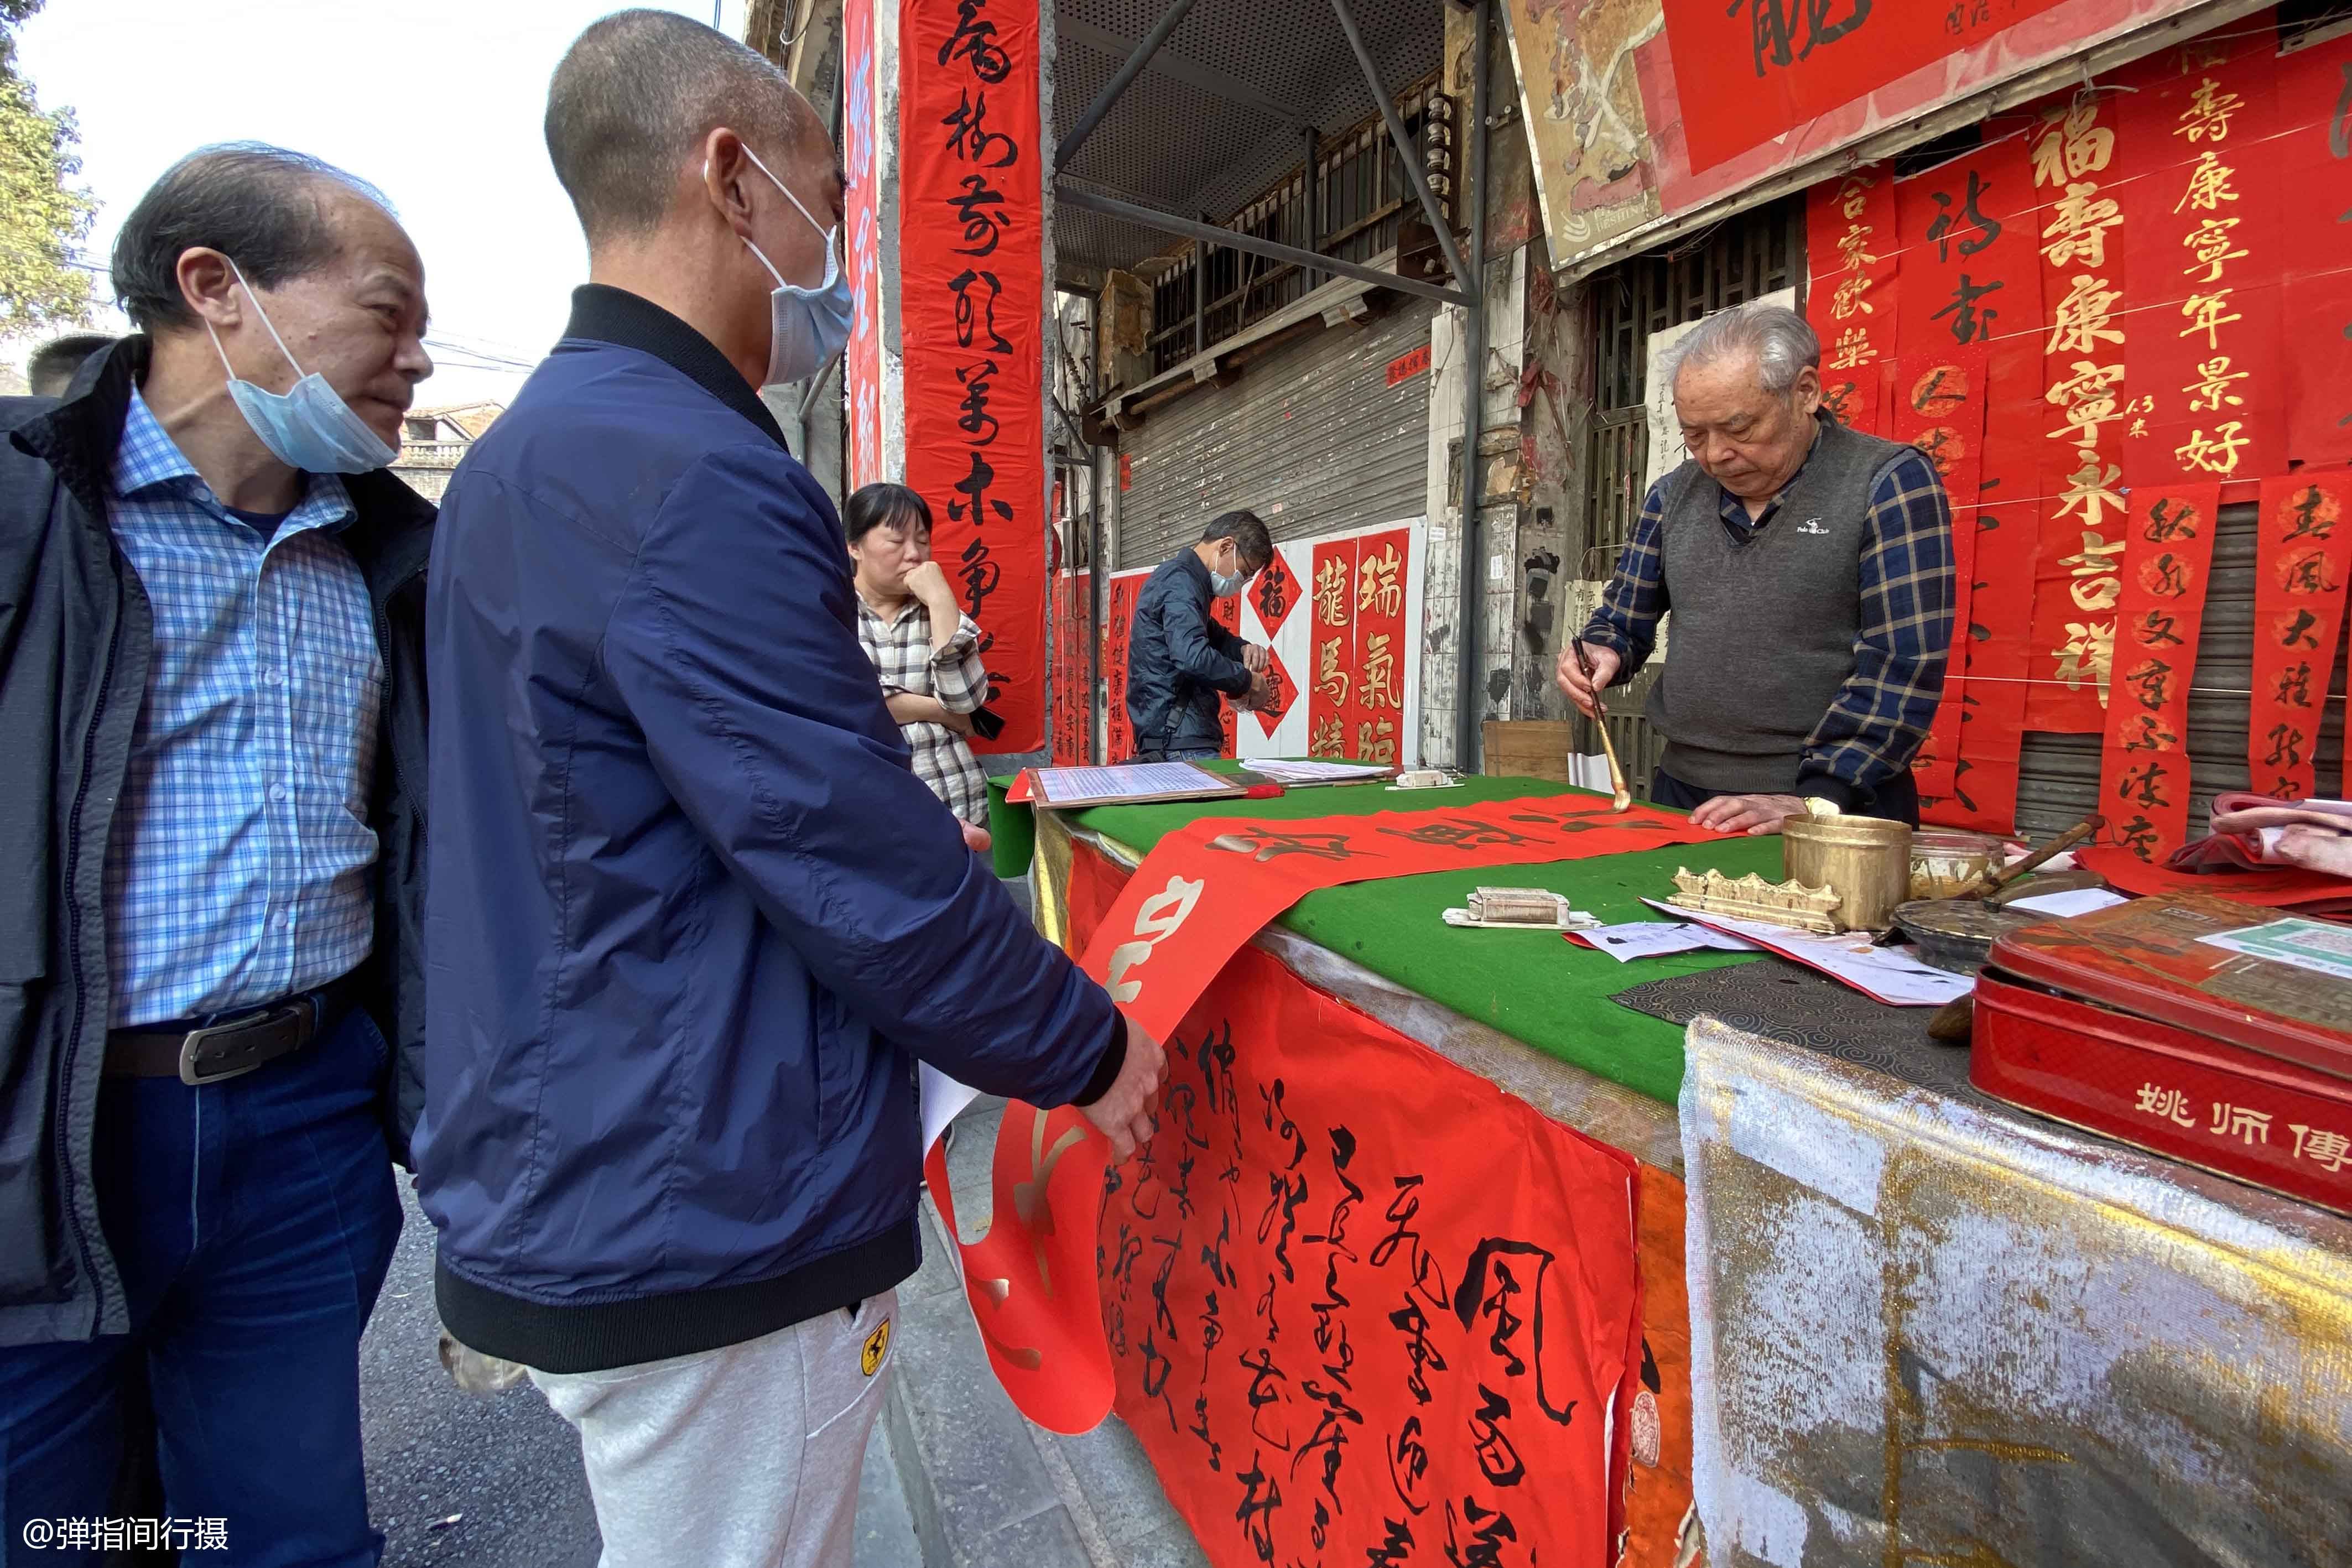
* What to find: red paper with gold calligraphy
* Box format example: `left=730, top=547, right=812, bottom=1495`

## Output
left=1350, top=528, right=1410, bottom=767
left=2115, top=32, right=2284, bottom=490
left=1307, top=538, right=1357, bottom=759
left=1100, top=942, right=1640, bottom=1568
left=841, top=0, right=883, bottom=490
left=1105, top=572, right=1143, bottom=762
left=2027, top=89, right=2137, bottom=734
left=1888, top=348, right=1987, bottom=821
left=1806, top=164, right=1898, bottom=383
left=899, top=0, right=1046, bottom=752
left=2251, top=473, right=2352, bottom=799
left=1819, top=359, right=1887, bottom=439
left=2095, top=483, right=2220, bottom=858
left=2279, top=28, right=2352, bottom=468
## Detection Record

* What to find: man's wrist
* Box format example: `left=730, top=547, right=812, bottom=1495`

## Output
left=1074, top=1012, right=1129, bottom=1107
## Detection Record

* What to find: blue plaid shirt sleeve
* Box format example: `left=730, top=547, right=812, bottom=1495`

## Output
left=1798, top=450, right=1955, bottom=806
left=1578, top=478, right=1671, bottom=676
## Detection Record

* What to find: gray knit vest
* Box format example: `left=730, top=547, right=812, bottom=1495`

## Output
left=1644, top=414, right=1918, bottom=793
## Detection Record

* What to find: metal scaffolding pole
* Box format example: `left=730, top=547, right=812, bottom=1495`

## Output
left=1054, top=0, right=1202, bottom=171
left=1454, top=0, right=1490, bottom=772
left=1055, top=185, right=1472, bottom=308
left=1329, top=0, right=1471, bottom=291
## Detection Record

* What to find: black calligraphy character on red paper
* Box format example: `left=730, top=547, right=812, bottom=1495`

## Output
left=1468, top=1384, right=1527, bottom=1488
left=951, top=450, right=1012, bottom=528
left=936, top=0, right=1011, bottom=84
left=1255, top=555, right=1294, bottom=623
left=1733, top=0, right=1874, bottom=77
left=1189, top=1383, right=1222, bottom=1473
left=1453, top=1238, right=1580, bottom=1426
left=2285, top=485, right=2337, bottom=543
left=1931, top=274, right=2002, bottom=346
left=2143, top=497, right=2199, bottom=544
left=939, top=88, right=1018, bottom=168
left=948, top=174, right=1009, bottom=258
left=1945, top=0, right=1992, bottom=33
left=956, top=537, right=1001, bottom=624
left=2132, top=608, right=2185, bottom=649
left=955, top=358, right=999, bottom=445
left=2285, top=550, right=2336, bottom=595
left=1368, top=1174, right=1450, bottom=1310
left=1259, top=1080, right=1307, bottom=1171
left=2146, top=552, right=2192, bottom=600
left=2120, top=657, right=2175, bottom=713
left=2266, top=723, right=2309, bottom=770
left=1442, top=1496, right=1522, bottom=1568
left=1366, top=1518, right=1417, bottom=1566
left=2118, top=712, right=2181, bottom=753
left=1927, top=171, right=2002, bottom=262
left=1205, top=827, right=1361, bottom=863
left=2116, top=762, right=2168, bottom=811
left=1200, top=1205, right=1238, bottom=1289
left=2115, top=814, right=2162, bottom=857
left=1307, top=1126, right=1362, bottom=1258
left=1233, top=1452, right=1282, bottom=1564
left=1237, top=1350, right=1294, bottom=1452
left=2275, top=661, right=2317, bottom=710
left=1259, top=1169, right=1308, bottom=1284
left=1388, top=1295, right=1448, bottom=1407
left=1386, top=1417, right=1432, bottom=1518
left=948, top=268, right=1012, bottom=354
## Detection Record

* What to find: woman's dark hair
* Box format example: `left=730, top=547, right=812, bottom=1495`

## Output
left=845, top=483, right=934, bottom=544
left=111, top=143, right=393, bottom=332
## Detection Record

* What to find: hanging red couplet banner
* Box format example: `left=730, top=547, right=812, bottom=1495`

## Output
left=1211, top=589, right=1241, bottom=758
left=2095, top=483, right=2221, bottom=859
left=2278, top=29, right=2352, bottom=469
left=899, top=0, right=1046, bottom=752
left=1101, top=942, right=1641, bottom=1568
left=1819, top=358, right=1886, bottom=439
left=1306, top=537, right=1358, bottom=758
left=1051, top=570, right=1089, bottom=765
left=2116, top=31, right=2285, bottom=491
left=1247, top=553, right=1301, bottom=742
left=2027, top=91, right=2138, bottom=735
left=2251, top=474, right=2352, bottom=799
left=925, top=795, right=1716, bottom=1435
left=1105, top=572, right=1143, bottom=762
left=1349, top=528, right=1411, bottom=767
left=841, top=0, right=883, bottom=490
left=1805, top=164, right=1898, bottom=392
left=1887, top=348, right=1987, bottom=821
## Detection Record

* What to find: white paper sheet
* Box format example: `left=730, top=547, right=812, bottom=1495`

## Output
left=2198, top=917, right=2352, bottom=982
left=1575, top=921, right=1762, bottom=962
left=2005, top=888, right=2129, bottom=918
left=1244, top=758, right=1393, bottom=784
left=1643, top=900, right=1975, bottom=1007
left=918, top=1062, right=980, bottom=1156
left=1029, top=760, right=1230, bottom=805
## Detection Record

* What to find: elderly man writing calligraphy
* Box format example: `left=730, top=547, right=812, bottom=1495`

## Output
left=1557, top=303, right=1954, bottom=834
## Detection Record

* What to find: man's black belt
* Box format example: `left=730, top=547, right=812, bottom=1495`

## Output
left=105, top=972, right=363, bottom=1086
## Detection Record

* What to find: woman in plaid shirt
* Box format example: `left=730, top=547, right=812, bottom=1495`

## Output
left=847, top=484, right=992, bottom=825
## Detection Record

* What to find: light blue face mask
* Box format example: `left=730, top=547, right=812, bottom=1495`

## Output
left=733, top=145, right=855, bottom=389
left=206, top=259, right=398, bottom=475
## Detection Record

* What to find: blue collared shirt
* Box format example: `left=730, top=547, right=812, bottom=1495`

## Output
left=102, top=389, right=383, bottom=1027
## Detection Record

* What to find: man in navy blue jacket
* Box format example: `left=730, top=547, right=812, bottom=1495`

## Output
left=416, top=14, right=1163, bottom=1565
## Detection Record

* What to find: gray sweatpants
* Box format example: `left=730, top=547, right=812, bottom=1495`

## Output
left=529, top=1291, right=898, bottom=1568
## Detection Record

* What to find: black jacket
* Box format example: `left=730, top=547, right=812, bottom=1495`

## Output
left=0, top=338, right=433, bottom=1348
left=1123, top=551, right=1252, bottom=755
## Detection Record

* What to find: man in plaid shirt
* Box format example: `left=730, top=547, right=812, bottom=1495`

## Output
left=847, top=483, right=992, bottom=826
left=1557, top=303, right=1953, bottom=834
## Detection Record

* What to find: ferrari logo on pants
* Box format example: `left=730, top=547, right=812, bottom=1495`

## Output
left=861, top=1319, right=891, bottom=1377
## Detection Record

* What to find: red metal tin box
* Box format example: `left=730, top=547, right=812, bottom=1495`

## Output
left=1972, top=894, right=2352, bottom=1216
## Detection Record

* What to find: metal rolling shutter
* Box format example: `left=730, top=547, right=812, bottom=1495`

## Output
left=2013, top=502, right=2348, bottom=841
left=1115, top=296, right=1439, bottom=569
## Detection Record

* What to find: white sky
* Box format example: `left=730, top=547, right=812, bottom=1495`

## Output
left=13, top=0, right=751, bottom=409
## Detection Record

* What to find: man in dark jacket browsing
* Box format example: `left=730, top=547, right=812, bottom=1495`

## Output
left=417, top=15, right=1164, bottom=1567
left=1125, top=510, right=1275, bottom=760
left=0, top=145, right=434, bottom=1558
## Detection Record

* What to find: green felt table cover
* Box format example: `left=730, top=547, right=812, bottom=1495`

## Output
left=1040, top=765, right=1788, bottom=1106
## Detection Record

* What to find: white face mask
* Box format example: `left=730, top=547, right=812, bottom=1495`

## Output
left=724, top=145, right=854, bottom=389
left=205, top=259, right=398, bottom=475
left=1209, top=546, right=1250, bottom=597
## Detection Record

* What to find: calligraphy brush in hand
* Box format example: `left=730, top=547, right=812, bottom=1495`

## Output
left=1570, top=639, right=1633, bottom=813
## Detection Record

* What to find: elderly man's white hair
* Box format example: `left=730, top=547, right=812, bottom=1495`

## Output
left=1659, top=303, right=1820, bottom=397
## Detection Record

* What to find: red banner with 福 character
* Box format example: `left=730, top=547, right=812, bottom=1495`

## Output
left=2095, top=483, right=2221, bottom=858
left=898, top=0, right=1047, bottom=752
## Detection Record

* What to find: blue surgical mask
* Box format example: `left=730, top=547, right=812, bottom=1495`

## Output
left=206, top=259, right=397, bottom=475
left=1210, top=569, right=1248, bottom=597
left=732, top=145, right=854, bottom=389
